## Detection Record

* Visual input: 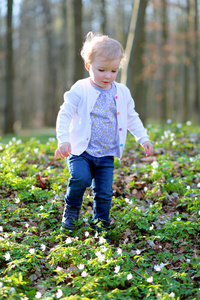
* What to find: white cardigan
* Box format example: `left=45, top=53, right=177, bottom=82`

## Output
left=56, top=78, right=149, bottom=160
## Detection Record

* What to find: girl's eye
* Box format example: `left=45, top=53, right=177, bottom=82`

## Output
left=112, top=70, right=117, bottom=73
left=98, top=69, right=104, bottom=72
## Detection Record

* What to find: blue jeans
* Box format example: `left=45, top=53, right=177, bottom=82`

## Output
left=65, top=151, right=114, bottom=224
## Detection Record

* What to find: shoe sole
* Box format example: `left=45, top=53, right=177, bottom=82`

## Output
left=61, top=223, right=76, bottom=230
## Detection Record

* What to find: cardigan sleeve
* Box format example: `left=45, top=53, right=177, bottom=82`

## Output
left=56, top=82, right=81, bottom=144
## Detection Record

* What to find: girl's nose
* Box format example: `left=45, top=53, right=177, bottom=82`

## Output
left=104, top=72, right=110, bottom=79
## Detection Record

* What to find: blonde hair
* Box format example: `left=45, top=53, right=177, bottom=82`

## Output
left=81, top=32, right=125, bottom=68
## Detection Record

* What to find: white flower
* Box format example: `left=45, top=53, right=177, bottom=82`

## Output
left=40, top=205, right=44, bottom=210
left=186, top=259, right=190, bottom=263
left=85, top=231, right=89, bottom=237
left=5, top=252, right=11, bottom=261
left=197, top=183, right=200, bottom=188
left=0, top=226, right=3, bottom=232
left=41, top=244, right=46, bottom=251
left=34, top=148, right=39, bottom=153
left=78, top=264, right=85, bottom=270
left=16, top=139, right=22, bottom=145
left=29, top=248, right=35, bottom=254
left=167, top=119, right=172, bottom=124
left=144, top=187, right=148, bottom=192
left=35, top=292, right=42, bottom=298
left=186, top=186, right=190, bottom=190
left=159, top=262, right=165, bottom=268
left=114, top=265, right=120, bottom=273
left=65, top=237, right=72, bottom=244
left=101, top=246, right=108, bottom=253
left=136, top=249, right=141, bottom=255
left=9, top=287, right=16, bottom=293
left=176, top=217, right=181, bottom=221
left=81, top=271, right=88, bottom=277
left=152, top=161, right=159, bottom=169
left=177, top=123, right=182, bottom=128
left=117, top=248, right=122, bottom=255
left=0, top=282, right=3, bottom=288
left=169, top=292, right=175, bottom=297
left=56, top=289, right=63, bottom=299
left=95, top=251, right=102, bottom=257
left=154, top=265, right=161, bottom=271
left=186, top=121, right=191, bottom=126
left=15, top=198, right=20, bottom=203
left=154, top=262, right=165, bottom=271
left=56, top=266, right=62, bottom=272
left=127, top=273, right=133, bottom=280
left=125, top=198, right=133, bottom=204
left=147, top=276, right=153, bottom=283
left=98, top=254, right=105, bottom=262
left=149, top=225, right=154, bottom=230
left=25, top=223, right=29, bottom=228
left=99, top=236, right=106, bottom=244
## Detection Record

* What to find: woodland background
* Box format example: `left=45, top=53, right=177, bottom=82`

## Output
left=0, top=0, right=200, bottom=135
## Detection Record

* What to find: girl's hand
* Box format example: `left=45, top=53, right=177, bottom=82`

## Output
left=142, top=141, right=153, bottom=157
left=55, top=142, right=71, bottom=159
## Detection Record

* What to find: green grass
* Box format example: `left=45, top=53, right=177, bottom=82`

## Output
left=0, top=127, right=56, bottom=144
left=0, top=121, right=200, bottom=299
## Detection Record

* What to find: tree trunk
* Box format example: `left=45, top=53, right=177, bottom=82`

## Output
left=160, top=0, right=168, bottom=121
left=4, top=0, right=14, bottom=133
left=194, top=0, right=200, bottom=123
left=121, top=0, right=148, bottom=123
left=120, top=0, right=140, bottom=85
left=115, top=0, right=125, bottom=46
left=73, top=0, right=84, bottom=82
left=183, top=0, right=190, bottom=122
left=41, top=0, right=58, bottom=126
left=100, top=0, right=107, bottom=34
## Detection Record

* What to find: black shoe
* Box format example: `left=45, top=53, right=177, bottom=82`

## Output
left=61, top=205, right=80, bottom=230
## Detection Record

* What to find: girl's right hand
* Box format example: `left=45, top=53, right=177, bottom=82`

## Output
left=55, top=142, right=71, bottom=159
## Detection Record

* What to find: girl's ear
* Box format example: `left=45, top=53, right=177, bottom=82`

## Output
left=85, top=62, right=90, bottom=71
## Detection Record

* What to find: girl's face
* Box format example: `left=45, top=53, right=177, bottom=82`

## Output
left=85, top=56, right=121, bottom=90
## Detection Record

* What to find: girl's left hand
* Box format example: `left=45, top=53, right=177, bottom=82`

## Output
left=142, top=141, right=154, bottom=157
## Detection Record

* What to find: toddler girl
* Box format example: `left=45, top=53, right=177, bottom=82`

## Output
left=55, top=32, right=153, bottom=234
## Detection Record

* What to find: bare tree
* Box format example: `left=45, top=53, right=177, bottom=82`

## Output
left=73, top=0, right=84, bottom=82
left=115, top=0, right=125, bottom=46
left=4, top=0, right=14, bottom=133
left=194, top=0, right=200, bottom=123
left=100, top=0, right=107, bottom=34
left=160, top=0, right=168, bottom=121
left=41, top=0, right=58, bottom=126
left=182, top=0, right=190, bottom=122
left=120, top=0, right=140, bottom=85
left=121, top=0, right=148, bottom=122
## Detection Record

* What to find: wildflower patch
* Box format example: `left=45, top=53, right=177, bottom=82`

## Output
left=0, top=122, right=200, bottom=299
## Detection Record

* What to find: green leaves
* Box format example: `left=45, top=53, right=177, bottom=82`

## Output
left=0, top=123, right=200, bottom=299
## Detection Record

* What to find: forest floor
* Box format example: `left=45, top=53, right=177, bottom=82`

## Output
left=0, top=122, right=200, bottom=300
